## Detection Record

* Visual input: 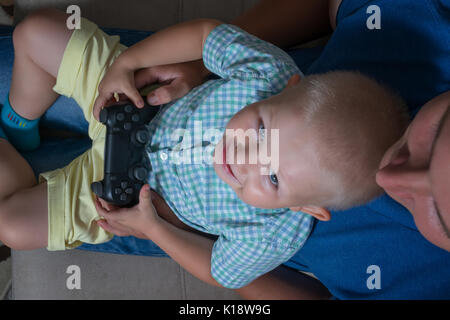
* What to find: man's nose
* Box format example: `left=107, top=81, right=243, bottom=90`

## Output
left=376, top=163, right=430, bottom=197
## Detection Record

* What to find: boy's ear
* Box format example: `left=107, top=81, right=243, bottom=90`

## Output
left=286, top=74, right=302, bottom=88
left=290, top=206, right=331, bottom=221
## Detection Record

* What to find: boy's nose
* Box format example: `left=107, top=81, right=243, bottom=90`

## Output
left=233, top=142, right=260, bottom=182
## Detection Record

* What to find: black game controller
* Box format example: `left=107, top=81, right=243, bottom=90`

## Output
left=91, top=102, right=160, bottom=207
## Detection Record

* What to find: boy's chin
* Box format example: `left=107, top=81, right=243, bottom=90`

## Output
left=213, top=161, right=232, bottom=186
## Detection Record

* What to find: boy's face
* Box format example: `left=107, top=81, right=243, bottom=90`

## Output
left=213, top=79, right=326, bottom=210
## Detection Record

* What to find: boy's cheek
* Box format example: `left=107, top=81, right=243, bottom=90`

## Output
left=236, top=187, right=279, bottom=209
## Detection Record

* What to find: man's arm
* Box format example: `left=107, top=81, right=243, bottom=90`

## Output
left=145, top=217, right=222, bottom=287
left=232, top=0, right=332, bottom=48
left=236, top=266, right=331, bottom=300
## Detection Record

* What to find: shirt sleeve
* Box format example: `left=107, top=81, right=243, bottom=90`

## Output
left=202, top=24, right=303, bottom=94
left=210, top=236, right=299, bottom=289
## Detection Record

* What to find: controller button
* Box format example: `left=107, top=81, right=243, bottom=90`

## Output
left=120, top=193, right=128, bottom=201
left=113, top=127, right=121, bottom=133
left=125, top=187, right=134, bottom=195
left=116, top=113, right=125, bottom=121
left=132, top=114, right=140, bottom=122
left=135, top=130, right=149, bottom=144
left=121, top=181, right=128, bottom=189
left=124, top=122, right=132, bottom=130
left=124, top=105, right=133, bottom=113
left=114, top=188, right=122, bottom=195
left=160, top=152, right=168, bottom=161
left=133, top=167, right=148, bottom=181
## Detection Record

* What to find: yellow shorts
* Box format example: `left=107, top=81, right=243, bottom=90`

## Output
left=39, top=18, right=127, bottom=251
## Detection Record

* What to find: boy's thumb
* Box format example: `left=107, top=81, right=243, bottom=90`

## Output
left=140, top=185, right=151, bottom=202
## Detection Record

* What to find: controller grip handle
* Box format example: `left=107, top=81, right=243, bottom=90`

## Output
left=91, top=181, right=103, bottom=198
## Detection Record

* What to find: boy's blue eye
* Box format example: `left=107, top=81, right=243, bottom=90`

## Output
left=269, top=168, right=278, bottom=186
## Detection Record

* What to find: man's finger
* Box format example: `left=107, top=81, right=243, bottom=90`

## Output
left=147, top=79, right=190, bottom=105
left=134, top=68, right=159, bottom=89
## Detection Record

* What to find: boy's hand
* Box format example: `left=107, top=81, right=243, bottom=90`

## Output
left=93, top=59, right=145, bottom=121
left=95, top=184, right=160, bottom=239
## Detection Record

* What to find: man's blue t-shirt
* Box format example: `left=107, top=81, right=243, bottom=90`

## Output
left=284, top=0, right=450, bottom=299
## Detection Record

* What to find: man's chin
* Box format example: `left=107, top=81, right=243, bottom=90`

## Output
left=410, top=206, right=450, bottom=252
left=419, top=225, right=450, bottom=252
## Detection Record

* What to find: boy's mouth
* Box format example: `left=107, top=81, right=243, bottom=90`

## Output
left=222, top=143, right=240, bottom=185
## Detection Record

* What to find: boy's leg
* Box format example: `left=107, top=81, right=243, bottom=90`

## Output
left=1, top=9, right=73, bottom=150
left=10, top=9, right=72, bottom=118
left=0, top=139, right=48, bottom=250
left=39, top=11, right=126, bottom=250
left=0, top=9, right=73, bottom=249
left=2, top=8, right=128, bottom=251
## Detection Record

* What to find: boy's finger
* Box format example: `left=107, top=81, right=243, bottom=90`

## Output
left=139, top=184, right=152, bottom=200
left=97, top=197, right=109, bottom=210
left=98, top=197, right=120, bottom=212
left=93, top=94, right=110, bottom=120
left=124, top=86, right=145, bottom=108
left=94, top=197, right=115, bottom=219
left=97, top=219, right=129, bottom=237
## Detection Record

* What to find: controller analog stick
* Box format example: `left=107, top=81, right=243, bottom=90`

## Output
left=135, top=129, right=150, bottom=144
left=133, top=166, right=148, bottom=181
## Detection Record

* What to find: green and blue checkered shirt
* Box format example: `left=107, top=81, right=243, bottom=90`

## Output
left=146, top=24, right=313, bottom=288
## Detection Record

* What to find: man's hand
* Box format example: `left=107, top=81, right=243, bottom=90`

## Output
left=134, top=60, right=210, bottom=106
left=95, top=184, right=160, bottom=239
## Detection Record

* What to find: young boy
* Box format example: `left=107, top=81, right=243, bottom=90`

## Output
left=0, top=9, right=407, bottom=289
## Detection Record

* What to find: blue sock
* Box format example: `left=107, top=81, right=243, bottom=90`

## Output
left=1, top=93, right=40, bottom=151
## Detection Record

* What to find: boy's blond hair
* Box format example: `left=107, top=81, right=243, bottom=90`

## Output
left=285, top=71, right=409, bottom=210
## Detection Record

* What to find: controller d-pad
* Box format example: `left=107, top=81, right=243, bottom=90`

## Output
left=113, top=182, right=135, bottom=202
